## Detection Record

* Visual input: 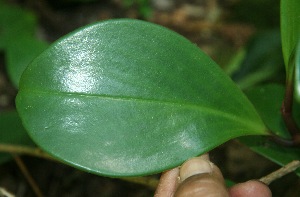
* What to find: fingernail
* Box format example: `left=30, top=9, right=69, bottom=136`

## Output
left=179, top=157, right=213, bottom=182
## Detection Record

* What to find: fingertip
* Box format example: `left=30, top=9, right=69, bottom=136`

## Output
left=179, top=155, right=224, bottom=183
left=229, top=180, right=272, bottom=197
left=175, top=174, right=229, bottom=197
left=175, top=155, right=228, bottom=197
left=154, top=168, right=180, bottom=197
left=179, top=157, right=213, bottom=182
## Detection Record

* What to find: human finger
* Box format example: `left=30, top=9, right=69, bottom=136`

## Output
left=154, top=168, right=180, bottom=197
left=175, top=154, right=229, bottom=197
left=228, top=180, right=272, bottom=197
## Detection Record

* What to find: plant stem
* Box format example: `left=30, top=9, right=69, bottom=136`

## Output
left=259, top=160, right=300, bottom=185
left=13, top=155, right=44, bottom=197
left=0, top=143, right=159, bottom=189
left=269, top=134, right=295, bottom=146
left=281, top=77, right=300, bottom=146
left=0, top=187, right=15, bottom=197
left=0, top=144, right=55, bottom=161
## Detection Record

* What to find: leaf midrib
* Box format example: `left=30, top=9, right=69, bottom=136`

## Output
left=20, top=88, right=264, bottom=132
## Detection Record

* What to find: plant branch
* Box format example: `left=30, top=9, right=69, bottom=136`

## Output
left=0, top=187, right=15, bottom=197
left=0, top=144, right=56, bottom=161
left=281, top=72, right=300, bottom=145
left=268, top=134, right=295, bottom=147
left=259, top=160, right=300, bottom=185
left=13, top=155, right=44, bottom=197
left=0, top=143, right=159, bottom=189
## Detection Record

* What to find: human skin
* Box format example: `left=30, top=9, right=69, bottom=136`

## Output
left=154, top=154, right=272, bottom=197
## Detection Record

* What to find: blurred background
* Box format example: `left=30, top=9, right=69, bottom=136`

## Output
left=0, top=0, right=299, bottom=196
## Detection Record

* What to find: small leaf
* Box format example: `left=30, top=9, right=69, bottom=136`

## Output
left=16, top=19, right=268, bottom=177
left=242, top=84, right=300, bottom=176
left=0, top=111, right=35, bottom=164
left=281, top=0, right=300, bottom=80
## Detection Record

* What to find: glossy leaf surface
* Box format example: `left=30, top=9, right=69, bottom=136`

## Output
left=0, top=111, right=35, bottom=164
left=281, top=0, right=300, bottom=79
left=242, top=84, right=300, bottom=176
left=16, top=19, right=268, bottom=177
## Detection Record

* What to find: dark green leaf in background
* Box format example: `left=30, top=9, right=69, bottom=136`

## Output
left=0, top=1, right=37, bottom=49
left=229, top=0, right=279, bottom=28
left=246, top=84, right=290, bottom=138
left=16, top=19, right=268, bottom=177
left=231, top=30, right=284, bottom=90
left=242, top=84, right=300, bottom=176
left=6, top=36, right=48, bottom=88
left=239, top=135, right=300, bottom=176
left=0, top=0, right=49, bottom=88
left=0, top=111, right=35, bottom=164
left=281, top=0, right=300, bottom=80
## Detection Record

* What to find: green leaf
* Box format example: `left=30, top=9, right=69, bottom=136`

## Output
left=281, top=0, right=300, bottom=80
left=231, top=30, right=284, bottom=90
left=245, top=84, right=290, bottom=138
left=225, top=179, right=236, bottom=187
left=0, top=1, right=48, bottom=88
left=6, top=36, right=48, bottom=88
left=0, top=1, right=37, bottom=49
left=230, top=0, right=279, bottom=28
left=224, top=48, right=246, bottom=76
left=16, top=19, right=268, bottom=177
left=0, top=111, right=35, bottom=164
left=242, top=84, right=300, bottom=176
left=239, top=136, right=300, bottom=176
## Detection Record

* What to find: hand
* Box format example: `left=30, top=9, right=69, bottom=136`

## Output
left=154, top=154, right=272, bottom=197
